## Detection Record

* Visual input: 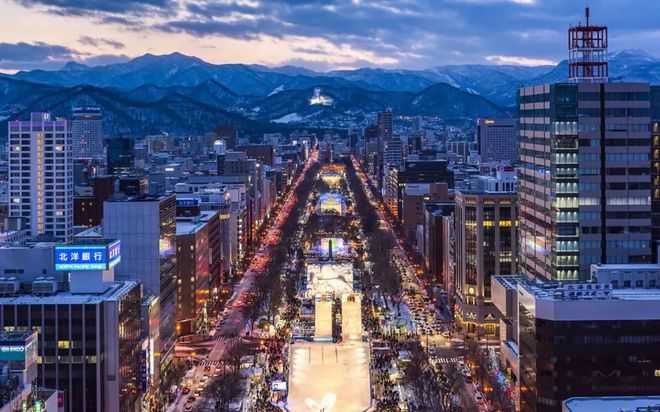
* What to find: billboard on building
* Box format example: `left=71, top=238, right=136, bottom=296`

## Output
left=54, top=240, right=121, bottom=271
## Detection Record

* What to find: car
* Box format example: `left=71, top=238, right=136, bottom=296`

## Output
left=475, top=392, right=484, bottom=402
left=184, top=405, right=193, bottom=411
left=465, top=376, right=473, bottom=384
left=182, top=387, right=191, bottom=395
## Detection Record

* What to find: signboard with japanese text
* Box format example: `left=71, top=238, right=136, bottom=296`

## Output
left=54, top=240, right=121, bottom=271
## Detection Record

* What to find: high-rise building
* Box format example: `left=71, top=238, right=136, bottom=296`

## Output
left=74, top=175, right=115, bottom=227
left=476, top=118, right=518, bottom=164
left=0, top=238, right=142, bottom=412
left=383, top=136, right=403, bottom=167
left=8, top=113, right=73, bottom=241
left=176, top=209, right=220, bottom=336
left=651, top=87, right=660, bottom=260
left=400, top=182, right=449, bottom=243
left=422, top=202, right=455, bottom=295
left=214, top=124, right=237, bottom=149
left=377, top=109, right=393, bottom=141
left=106, top=137, right=134, bottom=175
left=71, top=107, right=103, bottom=160
left=455, top=177, right=517, bottom=336
left=103, top=194, right=177, bottom=387
left=519, top=82, right=653, bottom=281
left=396, top=159, right=454, bottom=221
left=492, top=272, right=660, bottom=412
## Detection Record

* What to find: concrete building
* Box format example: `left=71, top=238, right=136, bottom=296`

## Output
left=492, top=274, right=660, bottom=412
left=519, top=82, right=653, bottom=281
left=0, top=239, right=142, bottom=412
left=455, top=181, right=517, bottom=336
left=73, top=175, right=115, bottom=227
left=0, top=331, right=61, bottom=412
left=476, top=118, right=517, bottom=164
left=103, top=194, right=177, bottom=388
left=71, top=107, right=103, bottom=160
left=106, top=138, right=134, bottom=175
left=422, top=202, right=455, bottom=297
left=175, top=209, right=220, bottom=336
left=8, top=113, right=73, bottom=242
left=653, top=118, right=660, bottom=260
left=377, top=109, right=393, bottom=142
left=400, top=182, right=449, bottom=243
left=396, top=159, right=454, bottom=221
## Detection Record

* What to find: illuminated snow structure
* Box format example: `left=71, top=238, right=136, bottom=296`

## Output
left=320, top=171, right=343, bottom=188
left=312, top=237, right=349, bottom=259
left=309, top=87, right=334, bottom=106
left=318, top=193, right=346, bottom=215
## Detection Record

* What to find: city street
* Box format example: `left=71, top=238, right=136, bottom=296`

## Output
left=169, top=151, right=319, bottom=411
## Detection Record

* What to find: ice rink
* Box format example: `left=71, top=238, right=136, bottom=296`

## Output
left=288, top=341, right=371, bottom=412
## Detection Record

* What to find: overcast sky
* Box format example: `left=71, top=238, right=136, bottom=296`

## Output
left=1, top=0, right=659, bottom=72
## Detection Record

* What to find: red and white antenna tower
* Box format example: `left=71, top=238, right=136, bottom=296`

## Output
left=568, top=6, right=608, bottom=83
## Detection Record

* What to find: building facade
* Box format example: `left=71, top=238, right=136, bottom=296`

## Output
left=455, top=188, right=517, bottom=336
left=476, top=118, right=518, bottom=164
left=103, top=194, right=177, bottom=387
left=493, top=275, right=660, bottom=412
left=8, top=113, right=73, bottom=241
left=71, top=107, right=103, bottom=160
left=519, top=83, right=653, bottom=281
left=175, top=210, right=220, bottom=336
left=0, top=281, right=142, bottom=412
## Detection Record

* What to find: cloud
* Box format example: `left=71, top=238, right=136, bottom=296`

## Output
left=0, top=41, right=78, bottom=70
left=78, top=36, right=125, bottom=50
left=486, top=55, right=556, bottom=66
left=0, top=41, right=129, bottom=71
left=15, top=0, right=175, bottom=16
left=82, top=54, right=131, bottom=66
left=8, top=0, right=660, bottom=70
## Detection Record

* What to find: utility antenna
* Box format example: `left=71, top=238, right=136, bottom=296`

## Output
left=568, top=4, right=608, bottom=83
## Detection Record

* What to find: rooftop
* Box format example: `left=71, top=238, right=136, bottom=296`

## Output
left=176, top=211, right=218, bottom=235
left=0, top=281, right=138, bottom=305
left=106, top=193, right=174, bottom=203
left=563, top=396, right=660, bottom=412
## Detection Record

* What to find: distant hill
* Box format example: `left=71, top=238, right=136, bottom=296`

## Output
left=244, top=83, right=510, bottom=124
left=4, top=48, right=658, bottom=137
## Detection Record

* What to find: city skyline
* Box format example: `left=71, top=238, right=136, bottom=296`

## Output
left=2, top=0, right=660, bottom=73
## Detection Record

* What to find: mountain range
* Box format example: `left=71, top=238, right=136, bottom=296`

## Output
left=1, top=49, right=659, bottom=138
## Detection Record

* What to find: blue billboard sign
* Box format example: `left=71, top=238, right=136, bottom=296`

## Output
left=54, top=240, right=121, bottom=271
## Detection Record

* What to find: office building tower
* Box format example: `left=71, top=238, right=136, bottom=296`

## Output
left=0, top=331, right=61, bottom=412
left=74, top=175, right=115, bottom=227
left=377, top=109, right=393, bottom=141
left=106, top=138, right=134, bottom=175
left=8, top=113, right=73, bottom=241
left=422, top=202, right=455, bottom=295
left=455, top=177, right=517, bottom=336
left=652, top=88, right=660, bottom=260
left=400, top=182, right=449, bottom=243
left=476, top=118, right=518, bottom=164
left=492, top=273, right=660, bottom=412
left=103, top=194, right=177, bottom=387
left=383, top=137, right=403, bottom=167
left=519, top=82, right=653, bottom=281
left=71, top=107, right=103, bottom=160
left=235, top=144, right=275, bottom=166
left=0, top=238, right=141, bottom=412
left=396, top=159, right=454, bottom=221
left=214, top=124, right=237, bottom=149
left=176, top=209, right=220, bottom=336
